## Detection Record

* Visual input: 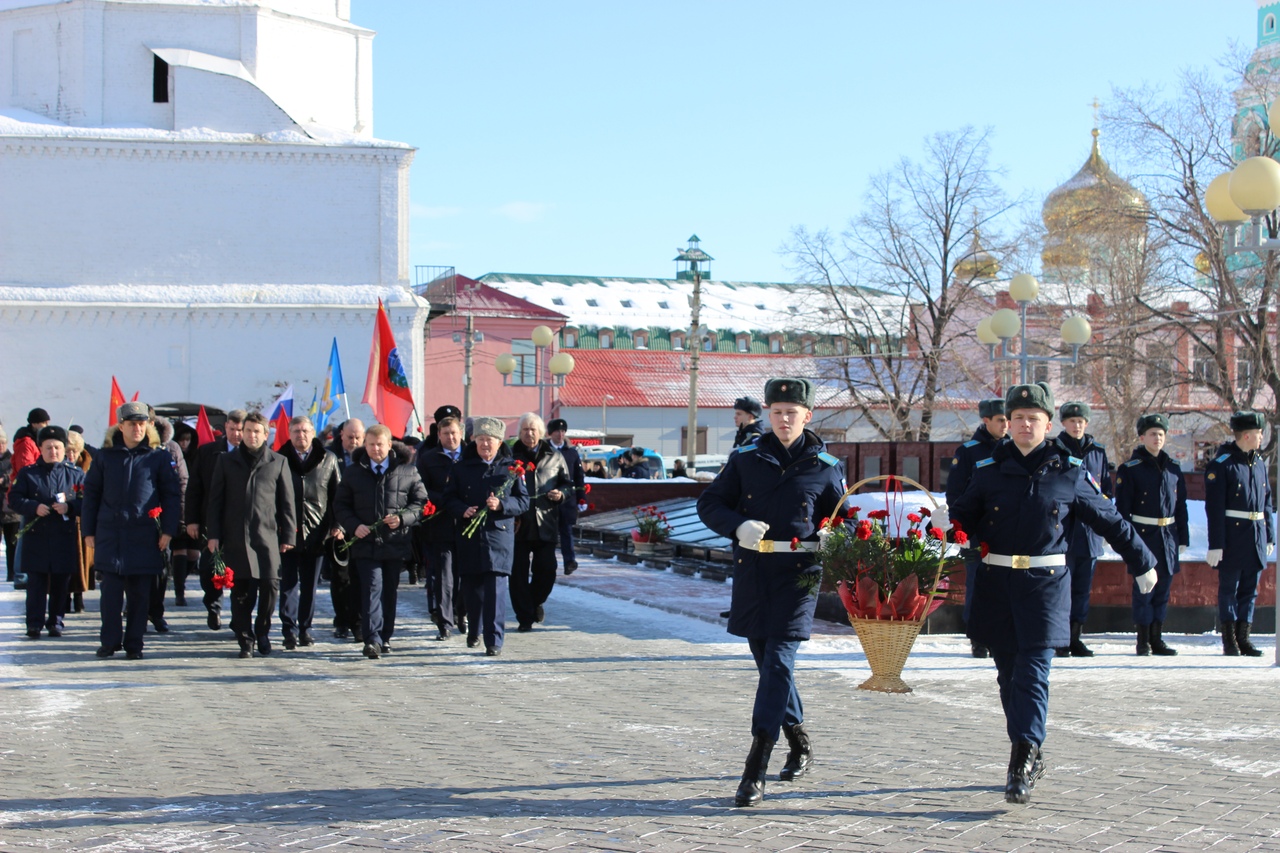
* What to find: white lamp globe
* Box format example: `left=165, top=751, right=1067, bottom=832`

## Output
left=1060, top=315, right=1092, bottom=346
left=990, top=308, right=1022, bottom=339
left=1205, top=172, right=1249, bottom=223
left=1009, top=273, right=1040, bottom=303
left=1228, top=156, right=1280, bottom=215
left=495, top=353, right=518, bottom=375
left=548, top=352, right=576, bottom=375
left=976, top=316, right=999, bottom=345
left=531, top=325, right=555, bottom=348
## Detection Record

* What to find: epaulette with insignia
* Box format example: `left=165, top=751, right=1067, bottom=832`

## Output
left=1068, top=457, right=1083, bottom=467
left=975, top=458, right=995, bottom=468
left=1122, top=459, right=1141, bottom=468
left=1084, top=470, right=1101, bottom=493
left=1215, top=454, right=1230, bottom=463
left=817, top=452, right=839, bottom=467
left=962, top=439, right=979, bottom=448
left=735, top=444, right=759, bottom=454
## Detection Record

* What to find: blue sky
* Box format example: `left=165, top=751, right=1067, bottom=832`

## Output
left=353, top=2, right=1256, bottom=284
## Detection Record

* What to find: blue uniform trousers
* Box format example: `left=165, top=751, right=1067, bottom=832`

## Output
left=462, top=571, right=507, bottom=650
left=1131, top=564, right=1174, bottom=625
left=962, top=558, right=981, bottom=624
left=25, top=570, right=70, bottom=634
left=424, top=541, right=457, bottom=631
left=558, top=509, right=577, bottom=567
left=356, top=558, right=402, bottom=645
left=1216, top=559, right=1264, bottom=624
left=1067, top=553, right=1096, bottom=624
left=98, top=573, right=152, bottom=654
left=991, top=647, right=1055, bottom=747
left=279, top=550, right=323, bottom=641
left=747, top=637, right=803, bottom=741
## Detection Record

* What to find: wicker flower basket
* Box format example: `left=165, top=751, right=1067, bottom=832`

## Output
left=832, top=474, right=946, bottom=694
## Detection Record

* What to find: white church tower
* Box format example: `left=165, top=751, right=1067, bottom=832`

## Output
left=0, top=0, right=428, bottom=434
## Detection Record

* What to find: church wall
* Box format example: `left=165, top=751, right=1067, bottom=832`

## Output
left=0, top=138, right=411, bottom=287
left=254, top=9, right=372, bottom=136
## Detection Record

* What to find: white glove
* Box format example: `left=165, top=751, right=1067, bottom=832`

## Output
left=736, top=520, right=770, bottom=549
left=1135, top=568, right=1158, bottom=595
left=1270, top=543, right=1276, bottom=557
left=931, top=504, right=950, bottom=533
left=1178, top=545, right=1188, bottom=557
left=1206, top=549, right=1223, bottom=568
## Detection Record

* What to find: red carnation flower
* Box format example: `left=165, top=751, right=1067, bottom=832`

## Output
left=584, top=484, right=592, bottom=494
left=954, top=530, right=970, bottom=546
left=951, top=519, right=964, bottom=534
left=979, top=541, right=989, bottom=558
left=422, top=501, right=437, bottom=518
left=147, top=507, right=162, bottom=519
left=928, top=526, right=944, bottom=540
left=908, top=528, right=922, bottom=540
left=790, top=537, right=800, bottom=551
left=868, top=509, right=889, bottom=521
left=907, top=512, right=922, bottom=524
left=918, top=506, right=932, bottom=517
left=588, top=503, right=596, bottom=511
left=845, top=506, right=860, bottom=518
left=855, top=519, right=873, bottom=541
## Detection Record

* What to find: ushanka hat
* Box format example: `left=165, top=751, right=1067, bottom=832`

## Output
left=36, top=425, right=68, bottom=446
left=1230, top=411, right=1265, bottom=432
left=1136, top=413, right=1169, bottom=435
left=1059, top=401, right=1092, bottom=421
left=471, top=416, right=507, bottom=440
left=116, top=402, right=150, bottom=422
left=1005, top=382, right=1055, bottom=417
left=978, top=399, right=1004, bottom=419
left=733, top=396, right=763, bottom=417
left=763, top=378, right=815, bottom=409
left=547, top=418, right=568, bottom=433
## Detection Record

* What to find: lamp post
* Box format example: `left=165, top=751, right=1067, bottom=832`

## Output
left=979, top=273, right=1092, bottom=385
left=1204, top=105, right=1280, bottom=666
left=676, top=235, right=713, bottom=473
left=495, top=324, right=574, bottom=422
left=601, top=393, right=613, bottom=443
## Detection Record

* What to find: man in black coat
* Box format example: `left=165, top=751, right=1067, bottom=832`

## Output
left=732, top=396, right=765, bottom=448
left=82, top=403, right=182, bottom=660
left=185, top=409, right=246, bottom=630
left=278, top=415, right=341, bottom=650
left=547, top=417, right=585, bottom=574
left=207, top=412, right=297, bottom=658
left=334, top=424, right=428, bottom=660
left=328, top=418, right=365, bottom=640
left=510, top=413, right=571, bottom=632
left=415, top=412, right=463, bottom=640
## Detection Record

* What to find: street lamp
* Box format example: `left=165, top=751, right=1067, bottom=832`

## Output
left=981, top=273, right=1092, bottom=384
left=496, top=324, right=573, bottom=422
left=601, top=393, right=613, bottom=443
left=676, top=235, right=713, bottom=473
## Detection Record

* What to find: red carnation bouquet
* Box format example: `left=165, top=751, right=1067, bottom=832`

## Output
left=462, top=459, right=529, bottom=539
left=210, top=548, right=235, bottom=590
left=812, top=480, right=963, bottom=621
left=631, top=505, right=671, bottom=543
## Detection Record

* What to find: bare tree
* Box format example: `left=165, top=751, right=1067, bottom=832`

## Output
left=785, top=127, right=1023, bottom=440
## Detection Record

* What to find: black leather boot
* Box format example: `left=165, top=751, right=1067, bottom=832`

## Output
left=733, top=736, right=775, bottom=807
left=1236, top=621, right=1263, bottom=657
left=1068, top=621, right=1094, bottom=657
left=1222, top=619, right=1240, bottom=656
left=1135, top=624, right=1151, bottom=656
left=778, top=723, right=812, bottom=782
left=1150, top=621, right=1177, bottom=656
left=1004, top=741, right=1040, bottom=804
left=970, top=641, right=990, bottom=659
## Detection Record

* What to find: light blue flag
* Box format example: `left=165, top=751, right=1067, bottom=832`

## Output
left=316, top=338, right=346, bottom=432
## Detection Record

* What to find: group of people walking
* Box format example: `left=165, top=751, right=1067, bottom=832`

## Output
left=3, top=402, right=587, bottom=662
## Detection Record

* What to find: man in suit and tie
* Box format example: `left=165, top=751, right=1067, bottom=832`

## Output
left=185, top=409, right=246, bottom=631
left=416, top=410, right=464, bottom=639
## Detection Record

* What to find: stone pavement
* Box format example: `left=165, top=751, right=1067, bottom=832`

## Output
left=1, top=557, right=1278, bottom=852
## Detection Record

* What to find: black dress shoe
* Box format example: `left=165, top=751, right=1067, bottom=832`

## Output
left=95, top=646, right=115, bottom=658
left=435, top=627, right=451, bottom=641
left=362, top=643, right=380, bottom=659
left=564, top=561, right=578, bottom=575
left=283, top=637, right=297, bottom=650
left=207, top=611, right=221, bottom=631
left=257, top=638, right=272, bottom=656
left=26, top=630, right=40, bottom=639
left=152, top=621, right=170, bottom=634
left=380, top=643, right=392, bottom=654
left=174, top=593, right=187, bottom=606
left=467, top=635, right=479, bottom=648
left=334, top=626, right=350, bottom=639
left=299, top=631, right=315, bottom=646
left=535, top=605, right=545, bottom=623
left=517, top=623, right=533, bottom=632
left=125, top=650, right=144, bottom=660
left=719, top=610, right=731, bottom=619
left=238, top=648, right=252, bottom=659
left=47, top=628, right=62, bottom=638
left=485, top=646, right=501, bottom=656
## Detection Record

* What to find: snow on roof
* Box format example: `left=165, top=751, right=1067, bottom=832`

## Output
left=479, top=272, right=903, bottom=335
left=0, top=107, right=410, bottom=149
left=0, top=282, right=426, bottom=307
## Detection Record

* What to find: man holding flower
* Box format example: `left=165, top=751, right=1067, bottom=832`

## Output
left=697, top=377, right=848, bottom=808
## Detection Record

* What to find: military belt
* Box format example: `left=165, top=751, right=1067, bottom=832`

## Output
left=744, top=539, right=821, bottom=554
left=1224, top=510, right=1266, bottom=521
left=983, top=553, right=1067, bottom=570
left=1130, top=515, right=1175, bottom=527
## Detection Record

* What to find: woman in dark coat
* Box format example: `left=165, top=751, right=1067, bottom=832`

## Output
left=9, top=427, right=85, bottom=638
left=82, top=406, right=182, bottom=660
left=64, top=430, right=95, bottom=610
left=207, top=413, right=297, bottom=658
left=443, top=417, right=529, bottom=656
left=509, top=413, right=571, bottom=632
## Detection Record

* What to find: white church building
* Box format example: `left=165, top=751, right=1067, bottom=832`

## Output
left=0, top=0, right=428, bottom=436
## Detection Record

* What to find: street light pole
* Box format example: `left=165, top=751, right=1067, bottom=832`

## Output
left=496, top=325, right=574, bottom=423
left=675, top=236, right=713, bottom=474
left=601, top=393, right=613, bottom=443
left=978, top=273, right=1092, bottom=387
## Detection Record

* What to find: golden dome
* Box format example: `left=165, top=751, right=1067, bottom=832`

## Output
left=952, top=214, right=1001, bottom=280
left=1042, top=129, right=1148, bottom=272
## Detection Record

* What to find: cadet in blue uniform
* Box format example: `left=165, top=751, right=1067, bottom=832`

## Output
left=945, top=398, right=1008, bottom=659
left=949, top=383, right=1155, bottom=804
left=1054, top=401, right=1111, bottom=658
left=1204, top=411, right=1274, bottom=657
left=698, top=377, right=846, bottom=808
left=1113, top=414, right=1188, bottom=656
left=732, top=396, right=766, bottom=448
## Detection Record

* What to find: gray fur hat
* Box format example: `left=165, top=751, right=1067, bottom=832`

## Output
left=471, top=416, right=507, bottom=440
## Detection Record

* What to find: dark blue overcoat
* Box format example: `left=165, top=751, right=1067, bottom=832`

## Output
left=697, top=430, right=846, bottom=641
left=1204, top=441, right=1274, bottom=570
left=415, top=444, right=459, bottom=544
left=82, top=427, right=183, bottom=576
left=1113, top=447, right=1188, bottom=576
left=944, top=425, right=1004, bottom=507
left=443, top=443, right=530, bottom=577
left=9, top=459, right=86, bottom=574
left=1055, top=432, right=1112, bottom=559
left=950, top=440, right=1154, bottom=653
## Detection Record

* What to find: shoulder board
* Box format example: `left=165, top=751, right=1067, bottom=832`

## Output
left=1092, top=441, right=1105, bottom=450
left=1068, top=456, right=1083, bottom=467
left=1122, top=458, right=1141, bottom=468
left=975, top=458, right=995, bottom=469
left=736, top=444, right=758, bottom=454
left=817, top=452, right=839, bottom=467
left=1215, top=454, right=1230, bottom=464
left=961, top=439, right=980, bottom=448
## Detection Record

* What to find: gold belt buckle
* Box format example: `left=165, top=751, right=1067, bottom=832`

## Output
left=757, top=540, right=775, bottom=554
left=1011, top=555, right=1031, bottom=569
left=1159, top=517, right=1173, bottom=527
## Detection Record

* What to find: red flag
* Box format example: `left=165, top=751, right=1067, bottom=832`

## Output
left=195, top=406, right=216, bottom=445
left=130, top=391, right=140, bottom=402
left=108, top=377, right=126, bottom=426
left=362, top=299, right=416, bottom=432
left=272, top=409, right=291, bottom=451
